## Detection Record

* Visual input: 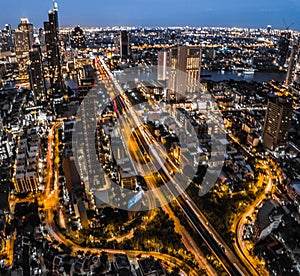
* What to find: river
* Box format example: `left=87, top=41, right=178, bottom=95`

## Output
left=201, top=70, right=287, bottom=83
left=114, top=67, right=288, bottom=84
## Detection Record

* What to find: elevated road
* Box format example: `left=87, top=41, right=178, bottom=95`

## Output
left=95, top=56, right=250, bottom=276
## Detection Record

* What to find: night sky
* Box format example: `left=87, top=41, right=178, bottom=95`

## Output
left=1, top=0, right=300, bottom=30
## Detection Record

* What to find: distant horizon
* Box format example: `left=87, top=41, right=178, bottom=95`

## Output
left=55, top=24, right=297, bottom=31
left=5, top=20, right=300, bottom=32
left=1, top=0, right=300, bottom=31
left=5, top=22, right=300, bottom=33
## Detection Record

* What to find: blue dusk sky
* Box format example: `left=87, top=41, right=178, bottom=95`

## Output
left=1, top=0, right=300, bottom=30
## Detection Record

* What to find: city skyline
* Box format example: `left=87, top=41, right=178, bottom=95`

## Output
left=1, top=1, right=300, bottom=275
left=1, top=0, right=300, bottom=30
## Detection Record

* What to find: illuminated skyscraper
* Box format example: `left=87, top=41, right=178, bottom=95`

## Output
left=177, top=46, right=202, bottom=94
left=262, top=97, right=293, bottom=150
left=293, top=49, right=300, bottom=85
left=29, top=44, right=46, bottom=103
left=14, top=18, right=34, bottom=74
left=285, top=42, right=298, bottom=86
left=284, top=44, right=298, bottom=86
left=158, top=49, right=171, bottom=81
left=120, top=31, right=130, bottom=60
left=277, top=32, right=291, bottom=68
left=70, top=26, right=87, bottom=50
left=159, top=45, right=201, bottom=100
left=38, top=28, right=46, bottom=49
left=5, top=24, right=12, bottom=35
left=44, top=1, right=63, bottom=92
left=0, top=24, right=14, bottom=52
left=15, top=18, right=34, bottom=54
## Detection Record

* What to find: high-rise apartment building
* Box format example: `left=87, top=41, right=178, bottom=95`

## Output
left=0, top=24, right=14, bottom=52
left=158, top=45, right=202, bottom=100
left=120, top=31, right=130, bottom=59
left=285, top=42, right=299, bottom=86
left=29, top=44, right=46, bottom=103
left=262, top=97, right=293, bottom=150
left=38, top=28, right=46, bottom=50
left=70, top=26, right=86, bottom=50
left=277, top=32, right=291, bottom=68
left=177, top=45, right=202, bottom=94
left=158, top=49, right=171, bottom=81
left=15, top=18, right=34, bottom=54
left=14, top=18, right=34, bottom=74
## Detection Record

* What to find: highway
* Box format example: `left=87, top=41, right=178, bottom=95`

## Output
left=112, top=74, right=253, bottom=276
left=39, top=87, right=200, bottom=276
left=97, top=58, right=215, bottom=274
left=95, top=56, right=250, bottom=275
left=177, top=195, right=246, bottom=276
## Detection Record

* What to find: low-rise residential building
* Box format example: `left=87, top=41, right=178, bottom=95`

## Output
left=13, top=127, right=41, bottom=194
left=254, top=199, right=283, bottom=241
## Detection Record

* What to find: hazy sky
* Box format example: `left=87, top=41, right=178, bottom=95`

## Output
left=1, top=0, right=300, bottom=30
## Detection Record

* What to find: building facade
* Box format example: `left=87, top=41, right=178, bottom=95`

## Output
left=44, top=1, right=63, bottom=92
left=70, top=26, right=86, bottom=50
left=120, top=31, right=130, bottom=60
left=158, top=45, right=202, bottom=101
left=14, top=18, right=34, bottom=75
left=29, top=44, right=46, bottom=103
left=262, top=97, right=293, bottom=150
left=13, top=129, right=41, bottom=194
left=285, top=43, right=299, bottom=86
left=277, top=32, right=291, bottom=68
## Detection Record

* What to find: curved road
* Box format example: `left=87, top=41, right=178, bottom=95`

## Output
left=41, top=122, right=200, bottom=276
left=232, top=159, right=275, bottom=276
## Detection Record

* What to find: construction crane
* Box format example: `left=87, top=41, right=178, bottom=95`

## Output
left=283, top=18, right=294, bottom=31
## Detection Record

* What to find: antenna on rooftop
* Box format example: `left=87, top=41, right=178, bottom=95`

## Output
left=53, top=0, right=58, bottom=10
